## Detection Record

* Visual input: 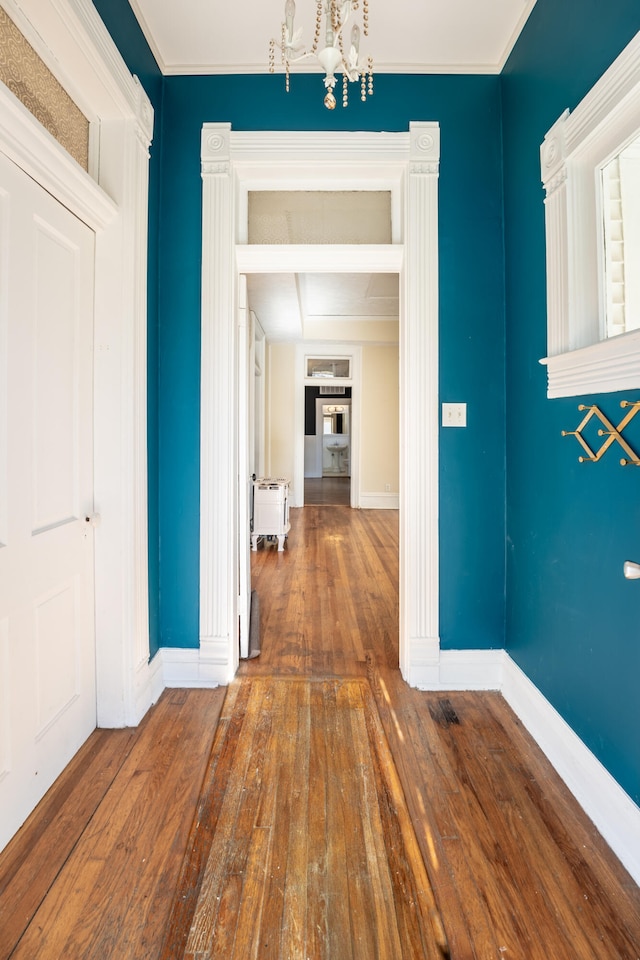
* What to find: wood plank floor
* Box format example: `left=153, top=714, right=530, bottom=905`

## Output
left=164, top=677, right=447, bottom=960
left=304, top=477, right=351, bottom=505
left=1, top=505, right=639, bottom=958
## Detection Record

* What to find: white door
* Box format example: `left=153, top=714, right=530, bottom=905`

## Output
left=0, top=151, right=97, bottom=852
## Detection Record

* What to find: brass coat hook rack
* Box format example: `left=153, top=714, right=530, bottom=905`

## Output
left=562, top=400, right=640, bottom=465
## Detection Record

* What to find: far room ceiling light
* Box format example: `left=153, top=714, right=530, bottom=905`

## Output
left=269, top=0, right=373, bottom=110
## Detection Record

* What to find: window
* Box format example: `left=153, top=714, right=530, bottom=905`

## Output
left=305, top=356, right=351, bottom=380
left=540, top=31, right=640, bottom=397
left=601, top=134, right=640, bottom=338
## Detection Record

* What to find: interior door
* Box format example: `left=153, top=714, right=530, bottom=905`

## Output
left=0, top=151, right=97, bottom=852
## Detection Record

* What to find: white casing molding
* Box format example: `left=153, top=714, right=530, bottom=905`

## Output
left=200, top=124, right=441, bottom=687
left=200, top=125, right=238, bottom=685
left=0, top=0, right=154, bottom=726
left=540, top=30, right=640, bottom=397
left=401, top=125, right=441, bottom=684
left=413, top=648, right=640, bottom=886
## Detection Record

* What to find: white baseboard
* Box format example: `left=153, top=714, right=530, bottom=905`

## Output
left=501, top=655, right=640, bottom=886
left=411, top=648, right=505, bottom=690
left=159, top=647, right=227, bottom=688
left=146, top=651, right=165, bottom=706
left=418, top=649, right=640, bottom=886
left=359, top=492, right=399, bottom=509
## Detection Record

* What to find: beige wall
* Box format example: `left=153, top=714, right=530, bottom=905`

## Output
left=265, top=339, right=399, bottom=501
left=360, top=345, right=399, bottom=494
left=265, top=342, right=296, bottom=485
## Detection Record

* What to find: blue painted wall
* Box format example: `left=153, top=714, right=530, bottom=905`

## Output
left=158, top=72, right=506, bottom=650
left=91, top=0, right=640, bottom=802
left=502, top=0, right=640, bottom=803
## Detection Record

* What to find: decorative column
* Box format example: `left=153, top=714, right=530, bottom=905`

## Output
left=402, top=122, right=441, bottom=687
left=199, top=123, right=238, bottom=682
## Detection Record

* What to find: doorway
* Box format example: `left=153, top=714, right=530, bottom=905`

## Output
left=200, top=125, right=441, bottom=686
left=304, top=391, right=352, bottom=505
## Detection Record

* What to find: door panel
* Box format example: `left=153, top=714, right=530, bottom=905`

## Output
left=33, top=217, right=84, bottom=531
left=0, top=151, right=96, bottom=852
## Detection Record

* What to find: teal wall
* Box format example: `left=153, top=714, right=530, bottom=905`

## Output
left=158, top=72, right=506, bottom=650
left=90, top=0, right=640, bottom=804
left=502, top=0, right=640, bottom=803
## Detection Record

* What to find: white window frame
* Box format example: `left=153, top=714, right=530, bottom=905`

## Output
left=540, top=30, right=640, bottom=397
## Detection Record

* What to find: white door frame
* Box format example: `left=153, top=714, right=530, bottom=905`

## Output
left=200, top=124, right=441, bottom=686
left=0, top=0, right=156, bottom=726
left=316, top=397, right=352, bottom=479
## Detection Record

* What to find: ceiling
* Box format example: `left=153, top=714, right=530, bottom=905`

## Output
left=128, top=0, right=537, bottom=76
left=126, top=0, right=537, bottom=343
left=247, top=273, right=400, bottom=344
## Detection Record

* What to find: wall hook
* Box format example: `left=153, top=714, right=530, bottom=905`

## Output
left=562, top=400, right=640, bottom=465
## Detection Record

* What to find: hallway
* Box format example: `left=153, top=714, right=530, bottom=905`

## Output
left=0, top=507, right=639, bottom=959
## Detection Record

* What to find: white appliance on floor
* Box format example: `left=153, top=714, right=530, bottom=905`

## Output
left=251, top=478, right=290, bottom=551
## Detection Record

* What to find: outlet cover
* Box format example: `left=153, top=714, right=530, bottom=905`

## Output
left=442, top=402, right=467, bottom=427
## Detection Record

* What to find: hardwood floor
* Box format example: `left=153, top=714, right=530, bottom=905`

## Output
left=161, top=677, right=448, bottom=960
left=304, top=477, right=351, bottom=505
left=1, top=505, right=639, bottom=958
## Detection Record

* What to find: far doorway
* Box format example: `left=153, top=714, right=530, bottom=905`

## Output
left=304, top=389, right=352, bottom=506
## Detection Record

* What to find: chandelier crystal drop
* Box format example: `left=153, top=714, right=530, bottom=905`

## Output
left=269, top=0, right=374, bottom=109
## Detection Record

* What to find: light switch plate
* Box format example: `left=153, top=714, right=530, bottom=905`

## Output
left=442, top=402, right=467, bottom=427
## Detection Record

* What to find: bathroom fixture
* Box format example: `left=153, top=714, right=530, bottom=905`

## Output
left=269, top=0, right=373, bottom=110
left=327, top=441, right=349, bottom=472
left=623, top=560, right=640, bottom=579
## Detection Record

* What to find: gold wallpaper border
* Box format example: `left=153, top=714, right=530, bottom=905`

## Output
left=0, top=6, right=89, bottom=170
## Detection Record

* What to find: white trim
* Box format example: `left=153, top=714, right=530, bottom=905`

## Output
left=540, top=30, right=640, bottom=396
left=199, top=125, right=238, bottom=685
left=2, top=0, right=154, bottom=727
left=401, top=123, right=441, bottom=685
left=0, top=85, right=117, bottom=231
left=236, top=245, right=404, bottom=274
left=158, top=647, right=226, bottom=689
left=0, top=0, right=154, bottom=135
left=359, top=493, right=399, bottom=510
left=541, top=329, right=640, bottom=398
left=200, top=124, right=440, bottom=686
left=411, top=648, right=640, bottom=885
left=123, top=0, right=537, bottom=82
left=410, top=647, right=504, bottom=690
left=502, top=655, right=640, bottom=886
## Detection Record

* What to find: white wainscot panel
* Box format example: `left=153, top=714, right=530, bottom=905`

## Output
left=34, top=580, right=79, bottom=737
left=32, top=221, right=80, bottom=533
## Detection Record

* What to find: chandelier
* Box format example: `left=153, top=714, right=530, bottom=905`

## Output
left=269, top=0, right=373, bottom=110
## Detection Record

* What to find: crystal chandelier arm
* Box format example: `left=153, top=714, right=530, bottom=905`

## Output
left=269, top=0, right=373, bottom=108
